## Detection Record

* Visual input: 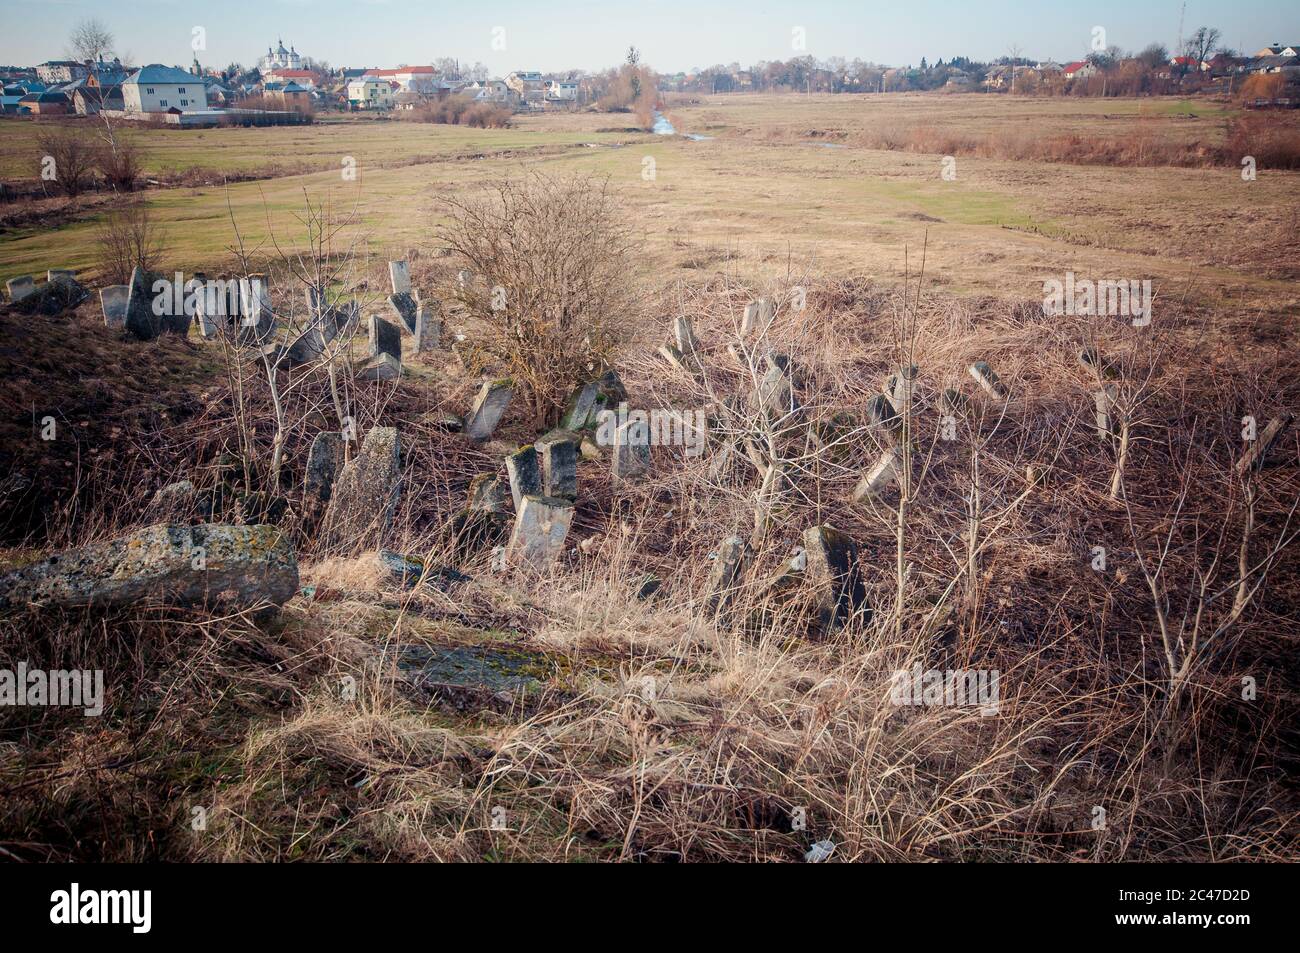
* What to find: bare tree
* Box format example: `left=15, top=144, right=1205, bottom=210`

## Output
left=35, top=127, right=98, bottom=198
left=1183, top=26, right=1221, bottom=68
left=68, top=18, right=114, bottom=64
left=94, top=200, right=163, bottom=284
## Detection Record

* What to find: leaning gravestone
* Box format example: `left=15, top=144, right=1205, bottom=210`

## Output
left=505, top=445, right=542, bottom=511
left=358, top=352, right=401, bottom=382
left=237, top=275, right=275, bottom=344
left=368, top=314, right=402, bottom=362
left=387, top=292, right=418, bottom=334
left=853, top=450, right=900, bottom=502
left=124, top=266, right=164, bottom=340
left=507, top=495, right=575, bottom=570
left=99, top=285, right=129, bottom=328
left=320, top=426, right=401, bottom=551
left=562, top=369, right=627, bottom=431
left=5, top=276, right=35, bottom=302
left=969, top=360, right=1007, bottom=399
left=802, top=525, right=868, bottom=635
left=388, top=260, right=411, bottom=296
left=464, top=379, right=513, bottom=442
left=536, top=429, right=580, bottom=501
left=468, top=474, right=508, bottom=513
left=47, top=268, right=75, bottom=283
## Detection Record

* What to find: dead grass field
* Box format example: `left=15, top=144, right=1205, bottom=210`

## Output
left=1, top=93, right=1298, bottom=863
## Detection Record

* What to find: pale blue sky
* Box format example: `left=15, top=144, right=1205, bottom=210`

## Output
left=1, top=0, right=1295, bottom=73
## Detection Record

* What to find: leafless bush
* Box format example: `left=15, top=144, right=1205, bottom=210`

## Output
left=34, top=125, right=98, bottom=197
left=93, top=199, right=163, bottom=284
left=439, top=171, right=637, bottom=427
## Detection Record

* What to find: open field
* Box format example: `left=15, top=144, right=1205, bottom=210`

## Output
left=2, top=93, right=1298, bottom=864
left=3, top=95, right=1298, bottom=311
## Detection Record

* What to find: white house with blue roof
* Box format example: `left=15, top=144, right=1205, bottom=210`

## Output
left=122, top=64, right=208, bottom=113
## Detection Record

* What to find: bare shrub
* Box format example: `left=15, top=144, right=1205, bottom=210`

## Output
left=97, top=134, right=143, bottom=192
left=34, top=125, right=98, bottom=197
left=439, top=171, right=636, bottom=427
left=94, top=199, right=163, bottom=284
left=405, top=96, right=511, bottom=128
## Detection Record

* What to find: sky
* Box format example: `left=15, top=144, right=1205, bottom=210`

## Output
left=0, top=0, right=1296, bottom=74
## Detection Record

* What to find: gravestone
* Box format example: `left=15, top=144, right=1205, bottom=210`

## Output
left=940, top=387, right=969, bottom=417
left=802, top=525, right=868, bottom=636
left=886, top=364, right=918, bottom=411
left=741, top=300, right=759, bottom=336
left=1093, top=385, right=1118, bottom=441
left=562, top=369, right=626, bottom=431
left=507, top=495, right=575, bottom=570
left=237, top=275, right=275, bottom=344
left=1078, top=347, right=1118, bottom=382
left=324, top=301, right=359, bottom=343
left=387, top=292, right=418, bottom=334
left=468, top=474, right=507, bottom=513
left=1237, top=414, right=1294, bottom=474
left=673, top=316, right=700, bottom=366
left=612, top=419, right=651, bottom=482
left=968, top=360, right=1006, bottom=399
left=358, top=352, right=401, bottom=381
left=47, top=269, right=75, bottom=283
left=751, top=352, right=794, bottom=419
left=414, top=304, right=441, bottom=352
left=852, top=450, right=900, bottom=501
left=303, top=431, right=343, bottom=521
left=457, top=269, right=473, bottom=290
left=536, top=429, right=580, bottom=501
left=703, top=535, right=752, bottom=614
left=388, top=260, right=411, bottom=296
left=4, top=276, right=35, bottom=302
left=282, top=326, right=325, bottom=368
left=320, top=426, right=401, bottom=551
left=368, top=313, right=402, bottom=362
left=124, top=266, right=164, bottom=341
left=99, top=285, right=129, bottom=328
left=464, top=379, right=513, bottom=442
left=505, top=445, right=542, bottom=511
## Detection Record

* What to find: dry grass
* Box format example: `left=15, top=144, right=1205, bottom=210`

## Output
left=2, top=260, right=1296, bottom=861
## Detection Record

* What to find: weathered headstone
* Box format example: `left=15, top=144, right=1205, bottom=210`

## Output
left=464, top=379, right=513, bottom=442
left=703, top=535, right=752, bottom=614
left=323, top=300, right=358, bottom=344
left=940, top=387, right=969, bottom=417
left=969, top=360, right=1006, bottom=399
left=1078, top=347, right=1118, bottom=382
left=612, top=419, right=651, bottom=482
left=752, top=352, right=795, bottom=419
left=237, top=275, right=275, bottom=344
left=368, top=313, right=402, bottom=361
left=0, top=523, right=298, bottom=611
left=505, top=445, right=542, bottom=511
left=1238, top=414, right=1295, bottom=474
left=457, top=269, right=473, bottom=290
left=673, top=316, right=701, bottom=366
left=886, top=364, right=918, bottom=411
left=388, top=292, right=418, bottom=334
left=414, top=304, right=441, bottom=352
left=852, top=451, right=900, bottom=501
left=99, top=285, right=129, bottom=328
left=388, top=260, right=411, bottom=296
left=507, top=495, right=575, bottom=570
left=281, top=326, right=325, bottom=368
left=303, top=431, right=343, bottom=520
left=802, top=525, right=868, bottom=635
left=358, top=352, right=401, bottom=382
left=124, top=266, right=164, bottom=340
left=4, top=275, right=35, bottom=302
left=1093, top=385, right=1118, bottom=441
left=562, top=369, right=626, bottom=431
left=536, top=429, right=580, bottom=501
left=320, top=426, right=401, bottom=551
left=468, top=474, right=507, bottom=513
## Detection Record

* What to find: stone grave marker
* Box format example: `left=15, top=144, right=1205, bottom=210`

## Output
left=99, top=285, right=129, bottom=328
left=506, top=445, right=542, bottom=511
left=703, top=535, right=752, bottom=614
left=612, top=418, right=651, bottom=482
left=388, top=260, right=411, bottom=295
left=464, top=379, right=513, bottom=442
left=507, top=495, right=575, bottom=570
left=536, top=429, right=580, bottom=501
left=803, top=525, right=868, bottom=635
left=4, top=276, right=35, bottom=302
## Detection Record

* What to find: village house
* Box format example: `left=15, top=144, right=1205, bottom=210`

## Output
left=1062, top=61, right=1097, bottom=80
left=35, top=60, right=86, bottom=85
left=346, top=75, right=395, bottom=109
left=262, top=67, right=317, bottom=89
left=545, top=80, right=578, bottom=102
left=18, top=90, right=69, bottom=115
left=1253, top=43, right=1300, bottom=58
left=122, top=64, right=208, bottom=113
left=364, top=66, right=437, bottom=94
left=505, top=70, right=544, bottom=97
left=262, top=80, right=312, bottom=113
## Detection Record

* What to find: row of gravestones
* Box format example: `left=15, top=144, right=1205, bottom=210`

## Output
left=4, top=269, right=77, bottom=303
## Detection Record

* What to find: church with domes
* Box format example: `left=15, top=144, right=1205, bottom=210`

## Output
left=260, top=40, right=303, bottom=73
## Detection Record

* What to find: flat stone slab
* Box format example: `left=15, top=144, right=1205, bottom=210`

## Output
left=368, top=313, right=402, bottom=361
left=536, top=429, right=580, bottom=500
left=395, top=644, right=548, bottom=706
left=506, top=446, right=542, bottom=511
left=387, top=292, right=418, bottom=334
left=414, top=304, right=440, bottom=352
left=124, top=266, right=165, bottom=340
left=0, top=523, right=298, bottom=611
